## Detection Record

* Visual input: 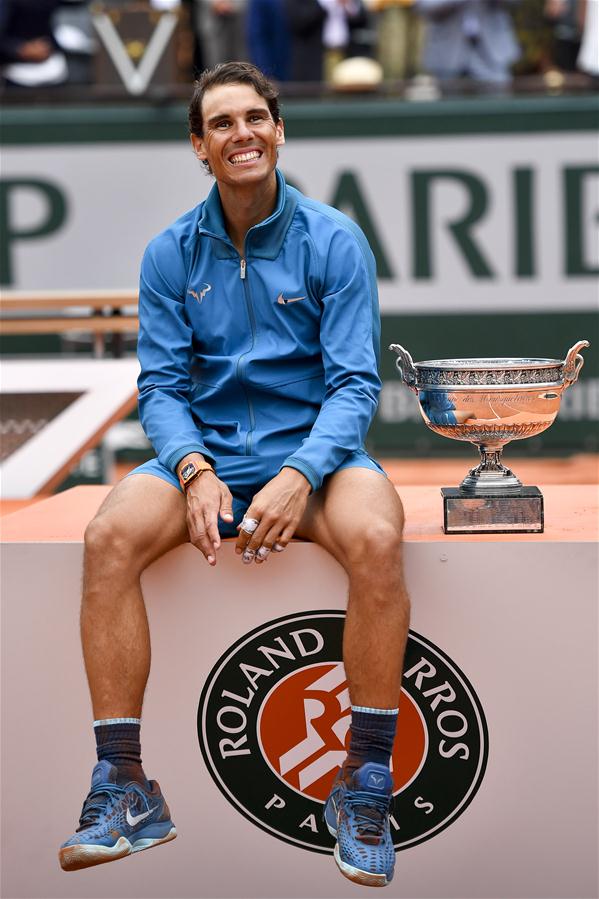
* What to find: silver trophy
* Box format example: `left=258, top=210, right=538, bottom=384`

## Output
left=390, top=340, right=590, bottom=533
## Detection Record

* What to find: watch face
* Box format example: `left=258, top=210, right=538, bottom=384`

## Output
left=181, top=462, right=196, bottom=482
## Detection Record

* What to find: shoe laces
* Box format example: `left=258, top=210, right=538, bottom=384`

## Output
left=77, top=783, right=126, bottom=831
left=346, top=790, right=390, bottom=840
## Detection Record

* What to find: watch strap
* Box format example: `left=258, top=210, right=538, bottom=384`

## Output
left=179, top=460, right=214, bottom=491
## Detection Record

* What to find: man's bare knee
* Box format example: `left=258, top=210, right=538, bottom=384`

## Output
left=84, top=512, right=141, bottom=583
left=83, top=476, right=188, bottom=582
left=343, top=519, right=403, bottom=570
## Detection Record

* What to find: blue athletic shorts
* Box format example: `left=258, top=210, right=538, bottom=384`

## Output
left=128, top=449, right=386, bottom=538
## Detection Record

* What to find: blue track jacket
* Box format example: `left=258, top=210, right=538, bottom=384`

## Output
left=137, top=169, right=382, bottom=493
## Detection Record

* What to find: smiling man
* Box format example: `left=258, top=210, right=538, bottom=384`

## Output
left=58, top=62, right=410, bottom=888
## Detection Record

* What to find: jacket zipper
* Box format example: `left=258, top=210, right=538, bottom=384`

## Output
left=236, top=256, right=256, bottom=454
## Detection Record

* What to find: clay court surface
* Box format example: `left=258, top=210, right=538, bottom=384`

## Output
left=2, top=453, right=597, bottom=520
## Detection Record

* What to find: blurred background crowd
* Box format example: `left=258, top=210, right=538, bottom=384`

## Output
left=1, top=0, right=597, bottom=97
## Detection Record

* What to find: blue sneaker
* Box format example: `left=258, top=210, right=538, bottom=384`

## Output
left=324, top=762, right=395, bottom=888
left=59, top=760, right=176, bottom=871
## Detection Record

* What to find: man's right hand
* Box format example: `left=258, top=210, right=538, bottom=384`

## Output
left=178, top=455, right=234, bottom=565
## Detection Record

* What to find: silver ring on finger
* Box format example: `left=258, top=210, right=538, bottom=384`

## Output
left=241, top=517, right=260, bottom=535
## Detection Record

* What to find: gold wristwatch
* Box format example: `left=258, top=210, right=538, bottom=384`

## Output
left=178, top=459, right=214, bottom=491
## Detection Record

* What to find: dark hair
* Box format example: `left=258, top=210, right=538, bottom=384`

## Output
left=188, top=62, right=281, bottom=137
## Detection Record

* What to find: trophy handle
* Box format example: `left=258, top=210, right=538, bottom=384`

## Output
left=562, top=340, right=590, bottom=388
left=389, top=344, right=418, bottom=393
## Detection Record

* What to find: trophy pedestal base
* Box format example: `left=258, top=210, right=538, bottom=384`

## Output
left=441, top=486, right=544, bottom=534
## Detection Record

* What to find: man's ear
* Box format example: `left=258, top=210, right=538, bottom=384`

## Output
left=190, top=133, right=207, bottom=161
left=275, top=118, right=285, bottom=148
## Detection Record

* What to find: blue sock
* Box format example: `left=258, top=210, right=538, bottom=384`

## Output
left=93, top=717, right=147, bottom=786
left=344, top=705, right=398, bottom=776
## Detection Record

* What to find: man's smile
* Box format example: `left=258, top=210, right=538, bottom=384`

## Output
left=229, top=149, right=263, bottom=165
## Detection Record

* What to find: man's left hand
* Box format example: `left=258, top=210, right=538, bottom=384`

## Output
left=235, top=467, right=311, bottom=564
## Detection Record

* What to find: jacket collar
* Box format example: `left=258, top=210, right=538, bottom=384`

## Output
left=197, top=169, right=297, bottom=260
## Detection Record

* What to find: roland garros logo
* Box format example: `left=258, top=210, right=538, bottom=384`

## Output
left=197, top=611, right=488, bottom=853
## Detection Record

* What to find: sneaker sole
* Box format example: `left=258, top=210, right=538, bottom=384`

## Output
left=333, top=843, right=391, bottom=888
left=59, top=826, right=177, bottom=871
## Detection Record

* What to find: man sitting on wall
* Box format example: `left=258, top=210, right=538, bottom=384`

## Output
left=58, top=61, right=410, bottom=888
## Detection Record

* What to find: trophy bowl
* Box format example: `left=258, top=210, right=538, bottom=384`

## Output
left=389, top=340, right=590, bottom=532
